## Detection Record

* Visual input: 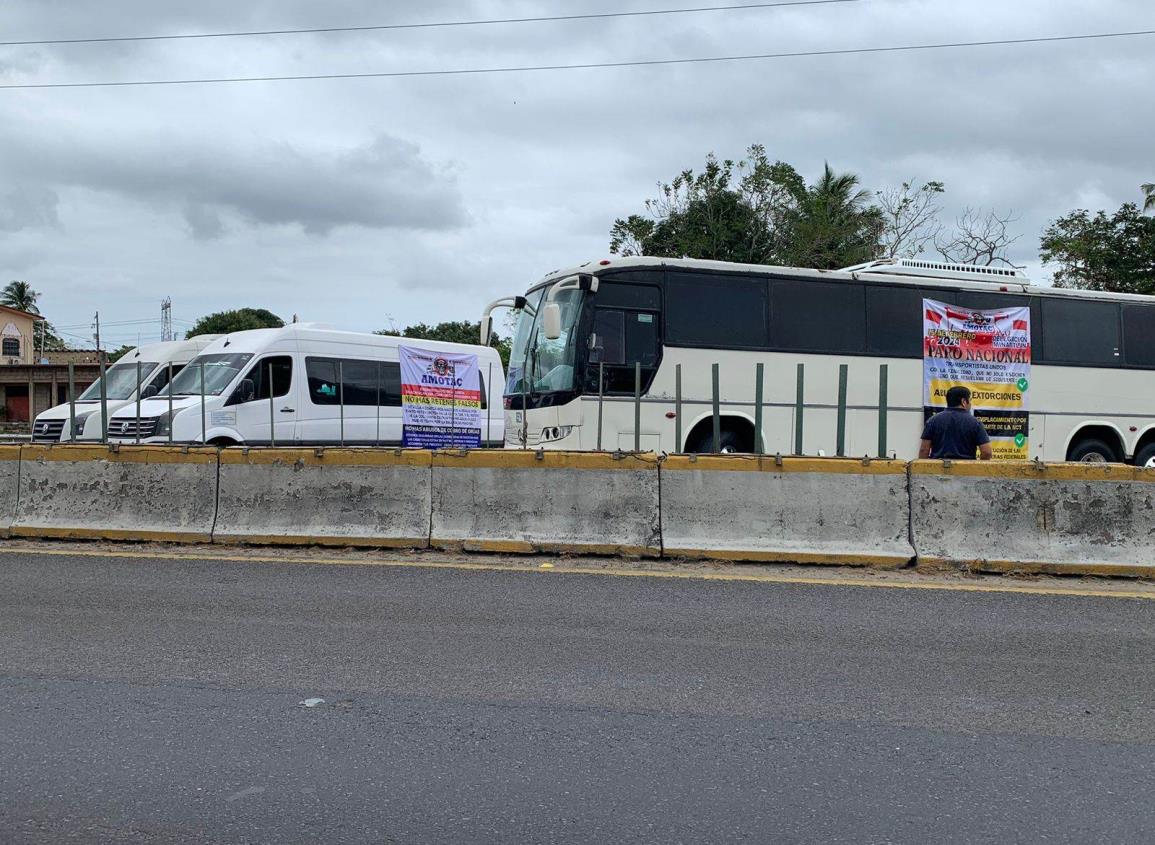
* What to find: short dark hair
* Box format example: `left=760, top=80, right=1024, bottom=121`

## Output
left=946, top=386, right=971, bottom=408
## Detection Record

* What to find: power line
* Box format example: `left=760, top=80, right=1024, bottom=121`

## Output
left=1, top=29, right=1151, bottom=90
left=0, top=1, right=856, bottom=47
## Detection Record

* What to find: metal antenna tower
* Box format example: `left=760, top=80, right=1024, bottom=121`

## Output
left=160, top=297, right=173, bottom=342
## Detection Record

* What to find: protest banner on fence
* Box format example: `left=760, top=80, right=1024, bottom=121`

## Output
left=923, top=298, right=1032, bottom=460
left=400, top=346, right=482, bottom=449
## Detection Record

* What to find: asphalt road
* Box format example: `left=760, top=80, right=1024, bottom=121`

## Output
left=2, top=549, right=1155, bottom=844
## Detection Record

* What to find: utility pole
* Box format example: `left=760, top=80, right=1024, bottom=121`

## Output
left=93, top=311, right=103, bottom=364
left=160, top=297, right=173, bottom=342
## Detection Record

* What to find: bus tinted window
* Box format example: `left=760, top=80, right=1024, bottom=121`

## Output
left=865, top=285, right=937, bottom=358
left=596, top=281, right=661, bottom=311
left=1123, top=305, right=1155, bottom=367
left=1041, top=299, right=1120, bottom=365
left=665, top=272, right=768, bottom=349
left=772, top=279, right=865, bottom=354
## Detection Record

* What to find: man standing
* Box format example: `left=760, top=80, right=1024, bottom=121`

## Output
left=919, top=386, right=993, bottom=460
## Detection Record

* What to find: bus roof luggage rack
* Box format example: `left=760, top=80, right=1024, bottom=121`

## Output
left=841, top=258, right=1029, bottom=283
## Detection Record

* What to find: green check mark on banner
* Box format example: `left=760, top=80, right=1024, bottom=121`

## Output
left=1015, top=433, right=1027, bottom=448
left=1017, top=378, right=1030, bottom=392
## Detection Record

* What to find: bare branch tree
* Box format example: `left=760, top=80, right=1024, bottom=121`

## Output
left=876, top=179, right=945, bottom=260
left=936, top=207, right=1023, bottom=267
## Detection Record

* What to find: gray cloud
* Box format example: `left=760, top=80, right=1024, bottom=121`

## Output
left=0, top=186, right=60, bottom=233
left=0, top=128, right=466, bottom=238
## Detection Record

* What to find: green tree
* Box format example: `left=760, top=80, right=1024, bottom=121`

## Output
left=2, top=280, right=66, bottom=352
left=610, top=149, right=885, bottom=269
left=1143, top=183, right=1155, bottom=213
left=186, top=308, right=284, bottom=338
left=107, top=345, right=135, bottom=363
left=377, top=320, right=511, bottom=368
left=610, top=146, right=806, bottom=264
left=780, top=163, right=884, bottom=269
left=1040, top=203, right=1155, bottom=294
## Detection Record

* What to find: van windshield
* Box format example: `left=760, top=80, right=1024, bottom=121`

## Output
left=78, top=362, right=159, bottom=401
left=165, top=353, right=253, bottom=397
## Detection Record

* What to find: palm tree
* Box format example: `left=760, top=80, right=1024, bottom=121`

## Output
left=1, top=280, right=41, bottom=314
left=1143, top=183, right=1155, bottom=213
left=786, top=163, right=883, bottom=269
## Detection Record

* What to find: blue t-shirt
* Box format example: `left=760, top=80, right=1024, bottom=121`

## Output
left=921, top=408, right=991, bottom=459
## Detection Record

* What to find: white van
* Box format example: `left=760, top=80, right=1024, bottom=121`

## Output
left=31, top=337, right=220, bottom=443
left=106, top=324, right=506, bottom=446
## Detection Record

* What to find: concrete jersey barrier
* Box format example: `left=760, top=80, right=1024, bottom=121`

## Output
left=910, top=460, right=1155, bottom=577
left=11, top=445, right=218, bottom=543
left=0, top=445, right=21, bottom=538
left=213, top=448, right=433, bottom=548
left=431, top=451, right=661, bottom=557
left=660, top=455, right=914, bottom=567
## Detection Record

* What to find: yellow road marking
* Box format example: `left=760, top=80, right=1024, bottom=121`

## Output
left=2, top=545, right=1154, bottom=601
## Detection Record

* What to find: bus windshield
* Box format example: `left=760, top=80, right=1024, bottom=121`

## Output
left=530, top=288, right=584, bottom=393
left=505, top=288, right=545, bottom=396
left=165, top=353, right=253, bottom=397
left=78, top=362, right=159, bottom=401
left=505, top=285, right=585, bottom=397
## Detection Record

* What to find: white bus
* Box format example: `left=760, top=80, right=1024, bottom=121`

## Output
left=483, top=256, right=1155, bottom=465
left=106, top=324, right=506, bottom=446
left=31, top=337, right=219, bottom=443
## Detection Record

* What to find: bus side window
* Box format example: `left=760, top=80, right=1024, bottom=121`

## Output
left=148, top=363, right=184, bottom=393
left=588, top=308, right=659, bottom=393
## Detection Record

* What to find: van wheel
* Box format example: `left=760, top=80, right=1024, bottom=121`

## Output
left=1133, top=443, right=1155, bottom=469
left=209, top=437, right=238, bottom=448
left=1068, top=438, right=1118, bottom=464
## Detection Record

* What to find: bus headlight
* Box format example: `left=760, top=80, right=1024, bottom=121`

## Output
left=541, top=426, right=575, bottom=442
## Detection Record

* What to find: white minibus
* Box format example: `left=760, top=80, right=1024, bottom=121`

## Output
left=31, top=337, right=219, bottom=443
left=106, top=324, right=506, bottom=446
left=484, top=256, right=1155, bottom=464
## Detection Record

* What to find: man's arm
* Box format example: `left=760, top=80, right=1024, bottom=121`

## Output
left=919, top=439, right=933, bottom=459
left=978, top=442, right=993, bottom=461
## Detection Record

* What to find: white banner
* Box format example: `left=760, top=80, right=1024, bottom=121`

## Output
left=400, top=346, right=482, bottom=449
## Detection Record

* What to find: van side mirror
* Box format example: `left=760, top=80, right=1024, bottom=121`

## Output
left=239, top=378, right=256, bottom=403
left=142, top=385, right=158, bottom=399
left=480, top=315, right=493, bottom=346
left=542, top=303, right=562, bottom=340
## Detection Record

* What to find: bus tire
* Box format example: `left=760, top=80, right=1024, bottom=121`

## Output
left=1133, top=443, right=1155, bottom=469
left=1068, top=437, right=1118, bottom=464
left=688, top=428, right=749, bottom=455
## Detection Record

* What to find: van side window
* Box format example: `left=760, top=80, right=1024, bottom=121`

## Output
left=235, top=356, right=292, bottom=403
left=306, top=358, right=403, bottom=407
left=148, top=363, right=184, bottom=393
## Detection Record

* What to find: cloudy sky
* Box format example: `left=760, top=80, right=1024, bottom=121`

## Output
left=0, top=0, right=1151, bottom=348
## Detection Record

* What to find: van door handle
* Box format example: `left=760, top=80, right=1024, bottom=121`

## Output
left=280, top=407, right=295, bottom=413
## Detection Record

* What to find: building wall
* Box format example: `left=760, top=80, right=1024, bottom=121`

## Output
left=0, top=312, right=39, bottom=366
left=0, top=364, right=100, bottom=424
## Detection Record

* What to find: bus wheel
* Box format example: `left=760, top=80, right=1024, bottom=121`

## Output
left=1133, top=443, right=1155, bottom=469
left=1068, top=438, right=1117, bottom=464
left=688, top=428, right=750, bottom=455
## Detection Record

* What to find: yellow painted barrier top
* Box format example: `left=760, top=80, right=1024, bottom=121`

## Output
left=909, top=459, right=1155, bottom=482
left=218, top=447, right=433, bottom=468
left=432, top=450, right=659, bottom=471
left=0, top=444, right=21, bottom=462
left=662, top=454, right=908, bottom=476
left=21, top=444, right=218, bottom=465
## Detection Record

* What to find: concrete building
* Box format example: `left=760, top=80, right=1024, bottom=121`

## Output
left=0, top=307, right=101, bottom=426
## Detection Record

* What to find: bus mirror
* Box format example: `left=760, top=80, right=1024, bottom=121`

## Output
left=480, top=315, right=493, bottom=346
left=239, top=379, right=256, bottom=403
left=542, top=303, right=562, bottom=340
left=142, top=385, right=158, bottom=399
